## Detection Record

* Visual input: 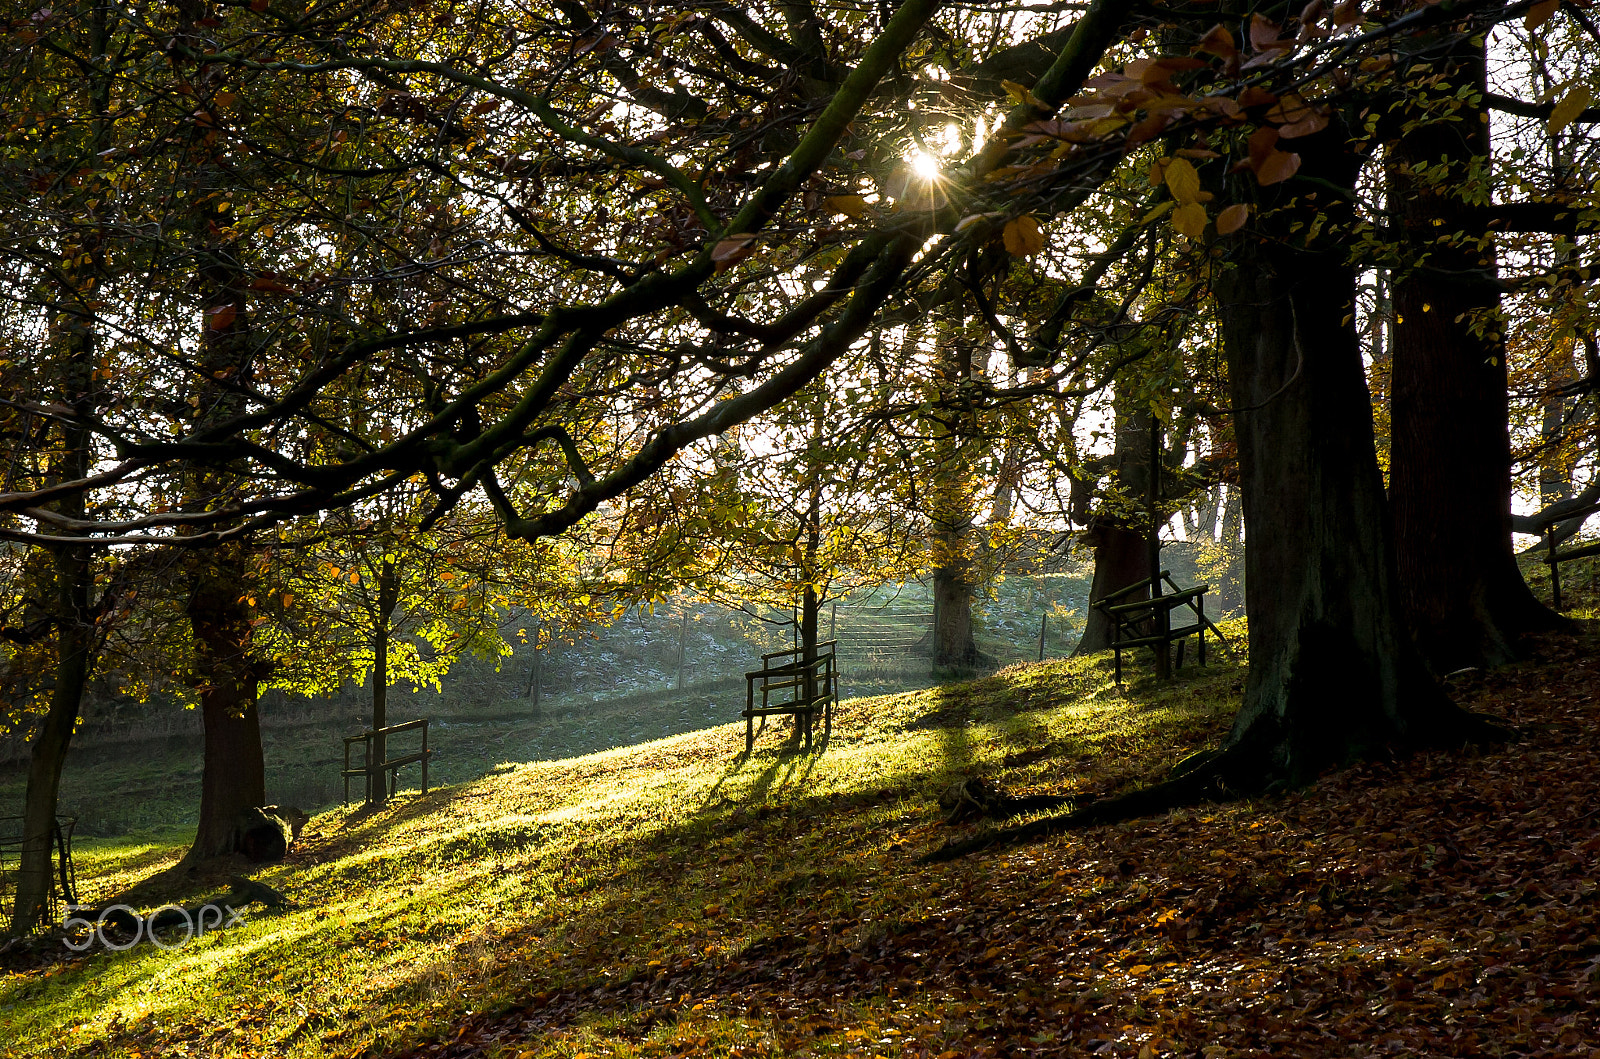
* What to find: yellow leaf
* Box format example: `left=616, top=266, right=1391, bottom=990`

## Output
left=1525, top=0, right=1559, bottom=31
left=1171, top=202, right=1207, bottom=239
left=1549, top=85, right=1592, bottom=135
left=1216, top=203, right=1250, bottom=234
left=823, top=194, right=868, bottom=219
left=1000, top=79, right=1043, bottom=108
left=1142, top=200, right=1176, bottom=223
left=1002, top=215, right=1044, bottom=256
left=1163, top=156, right=1202, bottom=204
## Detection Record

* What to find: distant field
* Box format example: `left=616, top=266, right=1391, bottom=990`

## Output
left=1, top=573, right=1095, bottom=839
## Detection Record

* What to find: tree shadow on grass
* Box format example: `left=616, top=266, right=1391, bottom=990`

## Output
left=30, top=659, right=1261, bottom=1059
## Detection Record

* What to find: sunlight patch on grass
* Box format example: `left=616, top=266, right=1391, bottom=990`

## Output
left=1, top=646, right=1246, bottom=1058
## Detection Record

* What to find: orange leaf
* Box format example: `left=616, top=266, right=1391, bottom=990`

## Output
left=1195, top=24, right=1237, bottom=61
left=1278, top=111, right=1330, bottom=139
left=1249, top=13, right=1285, bottom=51
left=1525, top=0, right=1559, bottom=30
left=1216, top=203, right=1250, bottom=234
left=1238, top=87, right=1279, bottom=109
left=1331, top=0, right=1362, bottom=28
left=711, top=233, right=757, bottom=271
left=206, top=305, right=237, bottom=331
left=1247, top=125, right=1282, bottom=166
left=1256, top=149, right=1301, bottom=185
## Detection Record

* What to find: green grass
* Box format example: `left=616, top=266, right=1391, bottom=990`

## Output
left=0, top=638, right=1245, bottom=1059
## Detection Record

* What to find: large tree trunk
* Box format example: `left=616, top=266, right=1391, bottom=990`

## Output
left=931, top=567, right=980, bottom=669
left=1210, top=133, right=1481, bottom=787
left=1387, top=33, right=1560, bottom=671
left=927, top=311, right=982, bottom=672
left=181, top=248, right=265, bottom=859
left=184, top=550, right=267, bottom=861
left=9, top=541, right=91, bottom=934
left=1074, top=395, right=1154, bottom=655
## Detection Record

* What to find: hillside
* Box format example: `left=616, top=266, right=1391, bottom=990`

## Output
left=3, top=617, right=1599, bottom=1058
left=0, top=570, right=1100, bottom=840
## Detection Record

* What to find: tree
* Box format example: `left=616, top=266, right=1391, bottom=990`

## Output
left=6, top=0, right=1584, bottom=842
left=1386, top=25, right=1561, bottom=671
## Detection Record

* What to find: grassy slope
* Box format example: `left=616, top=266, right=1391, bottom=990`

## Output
left=7, top=604, right=1600, bottom=1058
left=1, top=643, right=1240, bottom=1059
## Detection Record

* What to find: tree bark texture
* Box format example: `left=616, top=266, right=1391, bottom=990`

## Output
left=1387, top=35, right=1559, bottom=670
left=1213, top=155, right=1470, bottom=786
left=10, top=0, right=107, bottom=935
left=183, top=554, right=267, bottom=861
left=1074, top=395, right=1154, bottom=655
left=9, top=541, right=91, bottom=934
left=368, top=557, right=398, bottom=804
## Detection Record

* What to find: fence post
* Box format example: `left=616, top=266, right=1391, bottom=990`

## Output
left=677, top=610, right=688, bottom=689
left=1549, top=532, right=1564, bottom=611
left=1037, top=612, right=1047, bottom=662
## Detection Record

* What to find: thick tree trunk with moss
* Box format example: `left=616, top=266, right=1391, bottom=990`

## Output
left=1207, top=127, right=1488, bottom=788
left=1388, top=35, right=1559, bottom=671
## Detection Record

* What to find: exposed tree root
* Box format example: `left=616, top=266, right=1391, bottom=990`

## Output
left=921, top=709, right=1512, bottom=863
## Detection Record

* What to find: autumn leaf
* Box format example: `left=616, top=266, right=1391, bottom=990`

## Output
left=1194, top=24, right=1237, bottom=61
left=823, top=195, right=869, bottom=219
left=1238, top=86, right=1279, bottom=109
left=711, top=233, right=758, bottom=271
left=1256, top=149, right=1301, bottom=186
left=1330, top=0, right=1362, bottom=28
left=1171, top=202, right=1208, bottom=239
left=1277, top=110, right=1330, bottom=139
left=206, top=305, right=237, bottom=330
left=1248, top=13, right=1285, bottom=51
left=1163, top=157, right=1202, bottom=205
left=1216, top=203, right=1250, bottom=234
left=1525, top=0, right=1560, bottom=31
left=1002, top=215, right=1044, bottom=256
left=1549, top=86, right=1592, bottom=135
left=1000, top=79, right=1043, bottom=108
left=1142, top=200, right=1176, bottom=223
